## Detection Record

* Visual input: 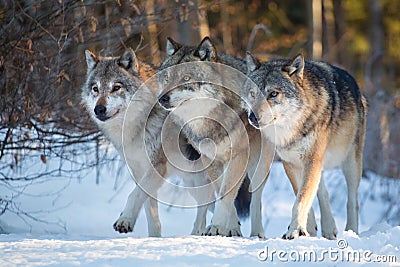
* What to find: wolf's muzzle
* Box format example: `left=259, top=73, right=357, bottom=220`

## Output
left=248, top=112, right=259, bottom=128
left=158, top=93, right=171, bottom=109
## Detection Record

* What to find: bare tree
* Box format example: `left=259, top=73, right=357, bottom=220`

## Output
left=333, top=0, right=347, bottom=66
left=220, top=1, right=233, bottom=54
left=322, top=0, right=336, bottom=62
left=308, top=0, right=323, bottom=59
left=197, top=0, right=210, bottom=39
left=145, top=0, right=161, bottom=64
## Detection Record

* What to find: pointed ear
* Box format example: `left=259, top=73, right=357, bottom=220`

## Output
left=246, top=52, right=261, bottom=73
left=166, top=37, right=182, bottom=56
left=85, top=50, right=98, bottom=70
left=118, top=48, right=139, bottom=74
left=283, top=54, right=304, bottom=79
left=195, top=37, right=217, bottom=61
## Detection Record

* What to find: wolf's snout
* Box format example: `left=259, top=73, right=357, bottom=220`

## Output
left=158, top=94, right=171, bottom=109
left=94, top=105, right=107, bottom=116
left=248, top=112, right=259, bottom=128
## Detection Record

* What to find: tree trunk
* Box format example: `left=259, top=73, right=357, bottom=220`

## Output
left=220, top=1, right=233, bottom=54
left=197, top=0, right=210, bottom=39
left=309, top=0, right=322, bottom=60
left=333, top=0, right=347, bottom=67
left=368, top=0, right=384, bottom=91
left=145, top=0, right=161, bottom=65
left=322, top=0, right=336, bottom=62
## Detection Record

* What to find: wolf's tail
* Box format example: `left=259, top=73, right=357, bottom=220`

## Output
left=234, top=174, right=251, bottom=219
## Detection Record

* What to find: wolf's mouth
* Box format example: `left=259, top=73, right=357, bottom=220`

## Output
left=96, top=109, right=120, bottom=122
left=258, top=118, right=276, bottom=128
left=249, top=116, right=276, bottom=129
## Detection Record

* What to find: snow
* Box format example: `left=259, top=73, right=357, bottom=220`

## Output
left=1, top=160, right=400, bottom=266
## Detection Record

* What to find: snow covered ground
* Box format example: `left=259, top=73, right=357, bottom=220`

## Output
left=1, top=160, right=399, bottom=266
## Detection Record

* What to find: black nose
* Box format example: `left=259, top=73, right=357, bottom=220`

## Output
left=158, top=94, right=170, bottom=108
left=248, top=112, right=259, bottom=128
left=94, top=105, right=106, bottom=116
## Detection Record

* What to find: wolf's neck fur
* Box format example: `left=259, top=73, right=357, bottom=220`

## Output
left=98, top=61, right=165, bottom=161
left=172, top=97, right=248, bottom=152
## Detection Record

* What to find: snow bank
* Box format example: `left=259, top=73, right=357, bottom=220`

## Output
left=1, top=162, right=399, bottom=266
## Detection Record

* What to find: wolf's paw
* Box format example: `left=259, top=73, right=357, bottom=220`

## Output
left=191, top=226, right=206, bottom=236
left=224, top=226, right=242, bottom=237
left=113, top=216, right=134, bottom=233
left=282, top=227, right=309, bottom=240
left=322, top=226, right=338, bottom=240
left=251, top=232, right=266, bottom=239
left=203, top=225, right=225, bottom=236
left=307, top=224, right=318, bottom=237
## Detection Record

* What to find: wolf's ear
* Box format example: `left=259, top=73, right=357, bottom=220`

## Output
left=166, top=37, right=182, bottom=56
left=118, top=49, right=139, bottom=74
left=246, top=52, right=261, bottom=73
left=195, top=37, right=217, bottom=61
left=85, top=50, right=98, bottom=70
left=283, top=54, right=304, bottom=79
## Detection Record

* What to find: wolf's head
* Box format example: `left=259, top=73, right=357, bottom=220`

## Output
left=243, top=53, right=306, bottom=142
left=82, top=49, right=143, bottom=124
left=157, top=37, right=224, bottom=111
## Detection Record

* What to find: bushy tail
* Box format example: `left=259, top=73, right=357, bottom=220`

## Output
left=234, top=174, right=252, bottom=219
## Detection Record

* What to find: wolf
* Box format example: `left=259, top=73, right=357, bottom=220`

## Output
left=157, top=37, right=275, bottom=237
left=242, top=53, right=367, bottom=239
left=82, top=49, right=214, bottom=236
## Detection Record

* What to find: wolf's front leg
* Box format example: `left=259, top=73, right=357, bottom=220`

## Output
left=113, top=170, right=165, bottom=235
left=187, top=173, right=213, bottom=235
left=205, top=156, right=246, bottom=236
left=205, top=196, right=241, bottom=236
left=283, top=152, right=325, bottom=239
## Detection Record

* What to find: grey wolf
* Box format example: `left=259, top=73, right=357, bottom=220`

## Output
left=243, top=53, right=367, bottom=239
left=82, top=49, right=213, bottom=236
left=158, top=37, right=274, bottom=237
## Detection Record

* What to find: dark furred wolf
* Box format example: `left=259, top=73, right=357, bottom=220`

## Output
left=243, top=53, right=367, bottom=239
left=158, top=37, right=274, bottom=237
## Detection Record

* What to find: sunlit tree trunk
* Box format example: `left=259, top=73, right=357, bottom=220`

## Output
left=197, top=0, right=210, bottom=39
left=308, top=0, right=322, bottom=60
left=221, top=1, right=233, bottom=54
left=145, top=0, right=161, bottom=64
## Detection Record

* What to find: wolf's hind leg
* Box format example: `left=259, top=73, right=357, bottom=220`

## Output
left=342, top=145, right=362, bottom=234
left=144, top=197, right=161, bottom=237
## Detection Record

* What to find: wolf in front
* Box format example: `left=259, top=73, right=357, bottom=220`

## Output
left=81, top=49, right=212, bottom=236
left=242, top=53, right=367, bottom=239
left=158, top=37, right=274, bottom=237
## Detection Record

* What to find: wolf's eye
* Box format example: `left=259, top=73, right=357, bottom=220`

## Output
left=112, top=85, right=121, bottom=92
left=269, top=91, right=279, bottom=98
left=183, top=75, right=191, bottom=82
left=92, top=85, right=99, bottom=93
